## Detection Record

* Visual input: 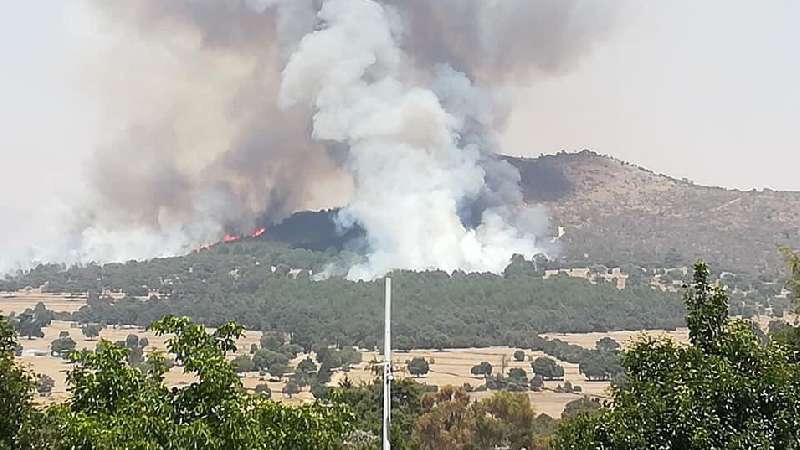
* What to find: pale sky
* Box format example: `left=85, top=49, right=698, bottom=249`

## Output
left=0, top=0, right=798, bottom=226
left=503, top=1, right=800, bottom=191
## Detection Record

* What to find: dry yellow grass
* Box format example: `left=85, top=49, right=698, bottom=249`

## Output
left=541, top=328, right=691, bottom=350
left=0, top=291, right=87, bottom=316
left=23, top=323, right=619, bottom=417
left=19, top=320, right=263, bottom=404
left=332, top=346, right=613, bottom=419
left=10, top=291, right=692, bottom=417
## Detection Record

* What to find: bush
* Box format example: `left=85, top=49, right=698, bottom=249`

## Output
left=232, top=354, right=256, bottom=373
left=531, top=357, right=564, bottom=380
left=407, top=357, right=430, bottom=377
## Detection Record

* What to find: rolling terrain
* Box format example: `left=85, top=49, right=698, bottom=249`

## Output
left=266, top=151, right=800, bottom=279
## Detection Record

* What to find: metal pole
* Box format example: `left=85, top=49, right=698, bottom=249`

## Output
left=383, top=277, right=392, bottom=450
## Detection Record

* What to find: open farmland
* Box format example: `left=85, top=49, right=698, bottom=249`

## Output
left=333, top=346, right=614, bottom=418
left=10, top=292, right=746, bottom=418
left=542, top=328, right=690, bottom=350
left=0, top=289, right=87, bottom=316
left=20, top=320, right=636, bottom=417
left=18, top=320, right=265, bottom=404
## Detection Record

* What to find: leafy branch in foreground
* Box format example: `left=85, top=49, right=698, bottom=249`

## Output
left=554, top=261, right=800, bottom=449
left=42, top=315, right=353, bottom=449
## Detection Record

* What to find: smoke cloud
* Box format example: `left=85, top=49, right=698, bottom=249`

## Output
left=3, top=0, right=621, bottom=278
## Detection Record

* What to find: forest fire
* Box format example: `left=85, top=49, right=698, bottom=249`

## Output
left=221, top=227, right=265, bottom=244
left=222, top=234, right=241, bottom=243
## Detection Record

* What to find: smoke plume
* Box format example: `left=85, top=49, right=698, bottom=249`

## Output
left=4, top=0, right=621, bottom=278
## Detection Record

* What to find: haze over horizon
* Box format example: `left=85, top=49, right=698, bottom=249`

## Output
left=0, top=1, right=798, bottom=273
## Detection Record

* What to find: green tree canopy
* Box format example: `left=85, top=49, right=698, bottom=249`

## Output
left=470, top=361, right=493, bottom=377
left=595, top=337, right=620, bottom=352
left=407, top=357, right=430, bottom=377
left=45, top=316, right=353, bottom=449
left=531, top=357, right=564, bottom=380
left=0, top=315, right=36, bottom=448
left=555, top=261, right=800, bottom=449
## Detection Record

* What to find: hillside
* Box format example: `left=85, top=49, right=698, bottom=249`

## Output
left=508, top=151, right=800, bottom=277
left=263, top=151, right=799, bottom=279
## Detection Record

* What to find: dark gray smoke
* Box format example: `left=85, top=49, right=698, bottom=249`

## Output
left=4, top=0, right=622, bottom=275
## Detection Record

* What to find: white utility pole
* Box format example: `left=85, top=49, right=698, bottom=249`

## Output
left=382, top=277, right=392, bottom=450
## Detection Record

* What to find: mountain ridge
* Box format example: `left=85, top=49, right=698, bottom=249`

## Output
left=505, top=150, right=800, bottom=277
left=267, top=150, right=800, bottom=278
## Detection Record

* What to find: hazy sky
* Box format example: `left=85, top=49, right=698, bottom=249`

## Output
left=0, top=0, right=798, bottom=222
left=503, top=1, right=800, bottom=190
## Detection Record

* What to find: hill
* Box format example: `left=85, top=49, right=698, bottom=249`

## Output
left=263, top=151, right=799, bottom=279
left=508, top=150, right=800, bottom=277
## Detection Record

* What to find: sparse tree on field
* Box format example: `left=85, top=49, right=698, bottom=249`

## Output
left=470, top=361, right=493, bottom=378
left=531, top=357, right=564, bottom=380
left=232, top=354, right=255, bottom=373
left=596, top=337, right=620, bottom=352
left=50, top=335, right=76, bottom=358
left=283, top=380, right=300, bottom=398
left=81, top=324, right=101, bottom=340
left=125, top=334, right=140, bottom=349
left=513, top=350, right=525, bottom=362
left=15, top=313, right=44, bottom=340
left=508, top=367, right=528, bottom=384
left=311, top=382, right=329, bottom=399
left=260, top=332, right=285, bottom=351
left=530, top=374, right=545, bottom=392
left=406, top=357, right=430, bottom=377
left=36, top=374, right=54, bottom=397
left=255, top=383, right=271, bottom=399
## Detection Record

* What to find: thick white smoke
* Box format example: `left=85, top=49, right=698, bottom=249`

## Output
left=1, top=0, right=620, bottom=277
left=279, top=0, right=546, bottom=279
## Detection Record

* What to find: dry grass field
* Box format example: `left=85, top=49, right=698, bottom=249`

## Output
left=8, top=293, right=707, bottom=417
left=17, top=320, right=264, bottom=404
left=542, top=328, right=690, bottom=350
left=0, top=290, right=87, bottom=316
left=21, top=322, right=617, bottom=417
left=330, top=347, right=611, bottom=418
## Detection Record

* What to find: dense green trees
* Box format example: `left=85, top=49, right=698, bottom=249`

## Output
left=595, top=337, right=620, bottom=352
left=0, top=314, right=355, bottom=449
left=67, top=267, right=684, bottom=352
left=232, top=354, right=256, bottom=373
left=55, top=316, right=353, bottom=448
left=12, top=305, right=51, bottom=340
left=412, top=386, right=555, bottom=450
left=0, top=240, right=686, bottom=352
left=555, top=261, right=800, bottom=449
left=0, top=315, right=37, bottom=448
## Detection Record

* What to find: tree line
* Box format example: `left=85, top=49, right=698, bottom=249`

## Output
left=3, top=254, right=800, bottom=448
left=61, top=266, right=684, bottom=352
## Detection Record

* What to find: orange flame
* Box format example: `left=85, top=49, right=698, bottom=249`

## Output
left=251, top=227, right=266, bottom=238
left=223, top=234, right=241, bottom=243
